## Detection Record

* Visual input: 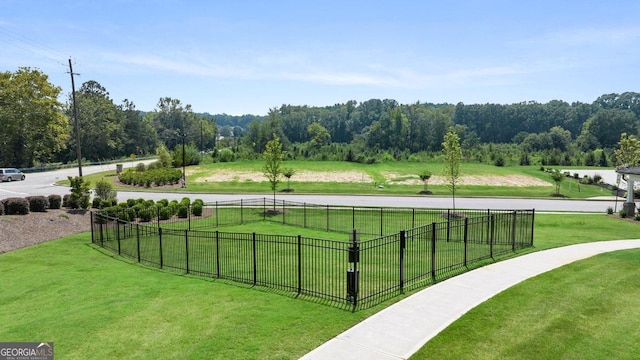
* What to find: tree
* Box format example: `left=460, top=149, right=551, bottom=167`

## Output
left=442, top=130, right=462, bottom=209
left=0, top=67, right=69, bottom=168
left=66, top=80, right=125, bottom=162
left=418, top=169, right=432, bottom=194
left=283, top=167, right=296, bottom=191
left=614, top=133, right=640, bottom=168
left=263, top=135, right=283, bottom=207
left=549, top=169, right=564, bottom=196
left=307, top=122, right=331, bottom=148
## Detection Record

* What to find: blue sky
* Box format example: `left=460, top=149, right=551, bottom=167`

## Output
left=2, top=0, right=640, bottom=115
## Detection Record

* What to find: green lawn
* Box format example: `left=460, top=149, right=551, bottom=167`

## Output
left=1, top=213, right=639, bottom=359
left=68, top=161, right=612, bottom=198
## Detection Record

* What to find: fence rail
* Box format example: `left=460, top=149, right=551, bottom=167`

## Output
left=92, top=198, right=534, bottom=310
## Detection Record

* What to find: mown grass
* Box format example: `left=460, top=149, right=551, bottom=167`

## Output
left=69, top=161, right=611, bottom=198
left=2, top=213, right=638, bottom=359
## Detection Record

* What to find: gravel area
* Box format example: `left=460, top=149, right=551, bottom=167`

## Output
left=0, top=209, right=92, bottom=254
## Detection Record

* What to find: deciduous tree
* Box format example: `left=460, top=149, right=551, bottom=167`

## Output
left=442, top=130, right=462, bottom=209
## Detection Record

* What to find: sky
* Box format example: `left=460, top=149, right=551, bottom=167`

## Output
left=2, top=0, right=640, bottom=116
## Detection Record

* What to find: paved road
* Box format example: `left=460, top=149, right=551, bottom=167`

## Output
left=0, top=162, right=624, bottom=212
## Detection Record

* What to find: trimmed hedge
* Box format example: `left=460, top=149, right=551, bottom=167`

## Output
left=5, top=197, right=30, bottom=215
left=28, top=196, right=48, bottom=212
left=48, top=195, right=62, bottom=209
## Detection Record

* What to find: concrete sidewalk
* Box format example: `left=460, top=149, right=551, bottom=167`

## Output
left=300, top=239, right=640, bottom=360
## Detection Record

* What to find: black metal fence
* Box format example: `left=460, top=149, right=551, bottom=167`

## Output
left=92, top=198, right=534, bottom=310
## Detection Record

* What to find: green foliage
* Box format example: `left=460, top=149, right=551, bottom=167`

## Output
left=607, top=207, right=614, bottom=214
left=118, top=168, right=182, bottom=187
left=217, top=148, right=235, bottom=162
left=549, top=169, right=565, bottom=195
left=172, top=142, right=201, bottom=167
left=418, top=169, right=432, bottom=191
left=0, top=67, right=69, bottom=168
left=4, top=197, right=29, bottom=215
left=263, top=135, right=284, bottom=201
left=94, top=178, right=117, bottom=202
left=157, top=144, right=173, bottom=168
left=283, top=167, right=296, bottom=191
left=192, top=202, right=203, bottom=216
left=614, top=133, right=640, bottom=168
left=177, top=205, right=189, bottom=218
left=47, top=195, right=62, bottom=209
left=27, top=196, right=48, bottom=212
left=67, top=176, right=91, bottom=209
left=619, top=209, right=627, bottom=218
left=442, top=130, right=462, bottom=208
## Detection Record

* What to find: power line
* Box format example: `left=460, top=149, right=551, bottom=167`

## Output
left=0, top=26, right=68, bottom=68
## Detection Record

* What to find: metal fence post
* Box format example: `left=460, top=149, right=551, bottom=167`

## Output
left=463, top=217, right=469, bottom=267
left=159, top=227, right=163, bottom=269
left=90, top=212, right=94, bottom=243
left=215, top=230, right=220, bottom=278
left=511, top=210, right=517, bottom=251
left=241, top=199, right=244, bottom=224
left=282, top=200, right=286, bottom=225
left=297, top=235, right=302, bottom=296
left=380, top=208, right=383, bottom=236
left=431, top=222, right=436, bottom=282
left=347, top=229, right=360, bottom=311
left=252, top=232, right=257, bottom=286
left=303, top=203, right=307, bottom=228
left=399, top=230, right=406, bottom=293
left=185, top=229, right=189, bottom=274
left=215, top=201, right=219, bottom=227
left=326, top=204, right=330, bottom=232
left=136, top=224, right=141, bottom=263
left=490, top=214, right=495, bottom=258
left=530, top=210, right=535, bottom=246
left=117, top=219, right=121, bottom=255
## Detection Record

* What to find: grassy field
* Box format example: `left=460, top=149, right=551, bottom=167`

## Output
left=71, top=160, right=613, bottom=198
left=2, top=214, right=638, bottom=359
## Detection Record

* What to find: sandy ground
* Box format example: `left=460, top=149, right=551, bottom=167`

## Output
left=194, top=170, right=551, bottom=187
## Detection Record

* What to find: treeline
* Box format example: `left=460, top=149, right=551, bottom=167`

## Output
left=2, top=66, right=639, bottom=169
left=221, top=94, right=640, bottom=165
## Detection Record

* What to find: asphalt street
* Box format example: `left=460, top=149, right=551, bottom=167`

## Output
left=0, top=162, right=624, bottom=213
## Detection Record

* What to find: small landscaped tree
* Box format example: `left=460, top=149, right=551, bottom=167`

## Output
left=418, top=169, right=432, bottom=194
left=263, top=135, right=283, bottom=208
left=549, top=169, right=565, bottom=196
left=614, top=133, right=640, bottom=169
left=283, top=167, right=296, bottom=192
left=68, top=176, right=91, bottom=209
left=442, top=130, right=462, bottom=209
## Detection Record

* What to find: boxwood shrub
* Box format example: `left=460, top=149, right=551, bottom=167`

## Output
left=48, top=194, right=62, bottom=209
left=5, top=197, right=30, bottom=215
left=28, top=196, right=48, bottom=212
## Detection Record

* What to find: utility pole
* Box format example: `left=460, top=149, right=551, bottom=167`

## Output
left=68, top=58, right=82, bottom=177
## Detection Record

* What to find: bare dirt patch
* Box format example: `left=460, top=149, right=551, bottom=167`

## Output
left=195, top=170, right=374, bottom=183
left=0, top=209, right=91, bottom=254
left=385, top=173, right=552, bottom=187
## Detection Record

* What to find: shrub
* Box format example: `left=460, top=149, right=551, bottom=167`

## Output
left=635, top=213, right=640, bottom=221
left=136, top=162, right=146, bottom=172
left=138, top=207, right=154, bottom=222
left=180, top=197, right=191, bottom=206
left=619, top=209, right=627, bottom=218
left=126, top=198, right=136, bottom=208
left=95, top=178, right=117, bottom=202
left=157, top=199, right=169, bottom=207
left=192, top=202, right=203, bottom=216
left=67, top=176, right=91, bottom=209
left=158, top=207, right=173, bottom=220
left=92, top=197, right=102, bottom=209
left=0, top=201, right=4, bottom=215
left=27, top=196, right=48, bottom=212
left=607, top=207, right=614, bottom=215
left=48, top=195, right=62, bottom=209
left=218, top=148, right=235, bottom=162
left=5, top=197, right=30, bottom=215
left=177, top=205, right=189, bottom=218
left=62, top=194, right=70, bottom=207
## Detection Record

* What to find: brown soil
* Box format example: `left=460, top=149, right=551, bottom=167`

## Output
left=0, top=209, right=91, bottom=254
